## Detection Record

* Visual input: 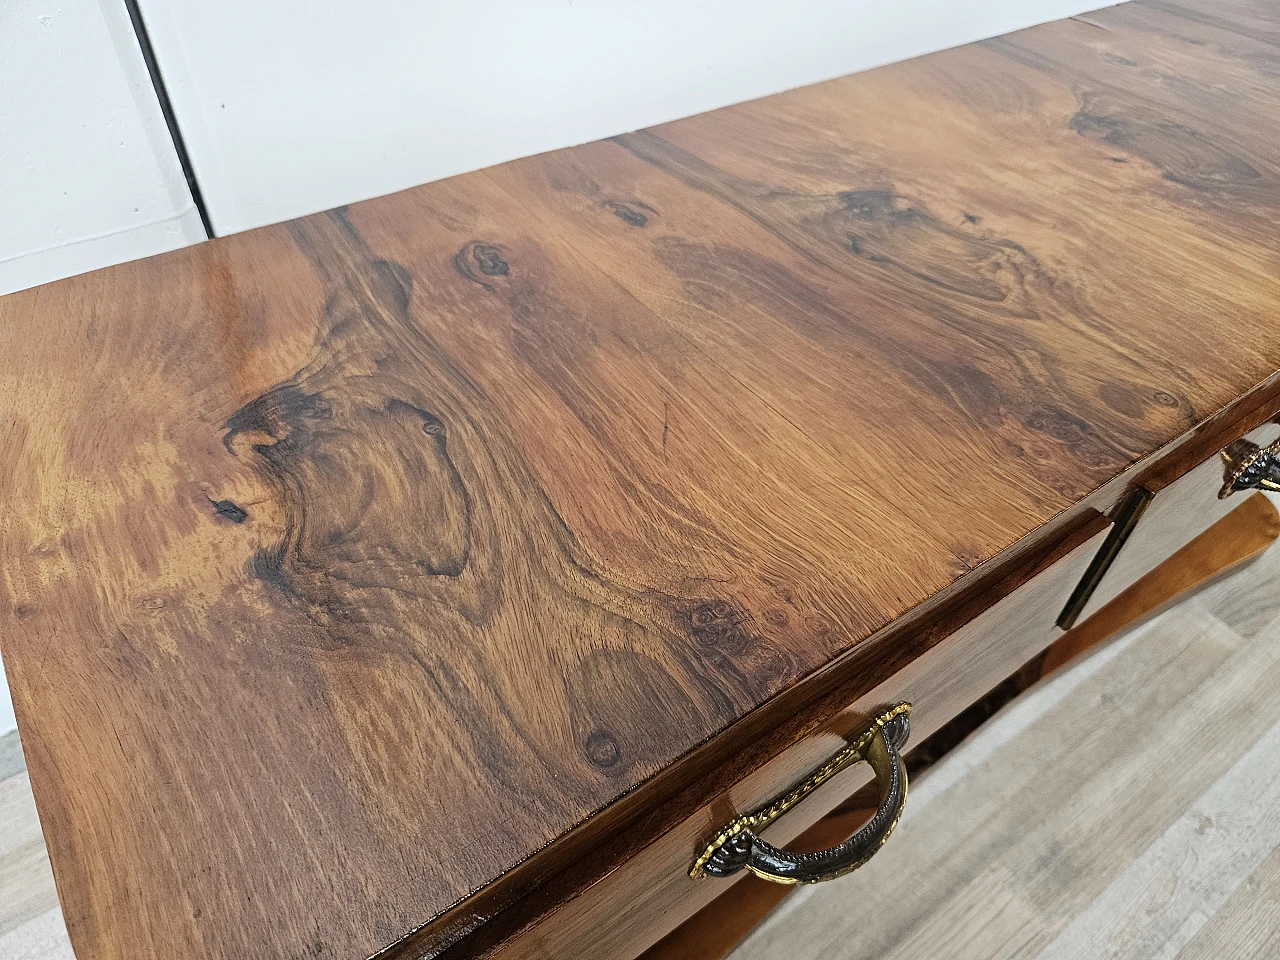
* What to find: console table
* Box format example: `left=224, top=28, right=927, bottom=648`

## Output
left=3, top=1, right=1280, bottom=957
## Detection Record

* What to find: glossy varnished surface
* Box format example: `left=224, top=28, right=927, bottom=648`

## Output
left=3, top=1, right=1280, bottom=958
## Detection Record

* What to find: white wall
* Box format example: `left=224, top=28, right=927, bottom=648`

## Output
left=137, top=0, right=1118, bottom=236
left=0, top=0, right=205, bottom=297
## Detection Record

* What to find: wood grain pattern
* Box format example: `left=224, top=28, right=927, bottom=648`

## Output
left=464, top=521, right=1107, bottom=960
left=485, top=5, right=1280, bottom=526
left=2, top=0, right=1280, bottom=958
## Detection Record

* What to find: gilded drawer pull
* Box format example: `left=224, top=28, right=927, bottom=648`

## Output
left=1221, top=438, right=1280, bottom=498
left=690, top=702, right=911, bottom=885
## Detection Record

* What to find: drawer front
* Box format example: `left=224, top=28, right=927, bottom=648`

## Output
left=487, top=524, right=1111, bottom=960
left=1074, top=422, right=1280, bottom=624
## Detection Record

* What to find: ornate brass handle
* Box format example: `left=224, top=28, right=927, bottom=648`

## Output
left=690, top=702, right=911, bottom=885
left=1221, top=438, right=1280, bottom=499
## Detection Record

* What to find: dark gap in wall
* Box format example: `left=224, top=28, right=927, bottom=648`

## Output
left=121, top=0, right=216, bottom=239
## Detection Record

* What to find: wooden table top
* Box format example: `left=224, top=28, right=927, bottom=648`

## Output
left=3, top=1, right=1280, bottom=957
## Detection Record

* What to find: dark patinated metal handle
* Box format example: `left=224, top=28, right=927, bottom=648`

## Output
left=690, top=703, right=911, bottom=885
left=1221, top=438, right=1280, bottom=499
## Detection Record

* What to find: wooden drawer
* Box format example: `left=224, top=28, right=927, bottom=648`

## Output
left=487, top=523, right=1111, bottom=960
left=1072, top=422, right=1280, bottom=625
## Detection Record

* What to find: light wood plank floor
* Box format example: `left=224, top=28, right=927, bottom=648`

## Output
left=731, top=523, right=1280, bottom=960
left=4, top=529, right=1280, bottom=960
left=0, top=735, right=72, bottom=960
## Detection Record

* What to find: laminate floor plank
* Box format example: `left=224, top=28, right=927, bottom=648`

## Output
left=0, top=734, right=24, bottom=785
left=730, top=537, right=1280, bottom=960
left=0, top=773, right=42, bottom=860
left=1033, top=714, right=1280, bottom=959
left=1195, top=522, right=1280, bottom=639
left=0, top=774, right=59, bottom=939
left=866, top=610, right=1269, bottom=960
left=0, top=908, right=75, bottom=960
left=1176, top=843, right=1280, bottom=960
left=0, top=839, right=58, bottom=940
